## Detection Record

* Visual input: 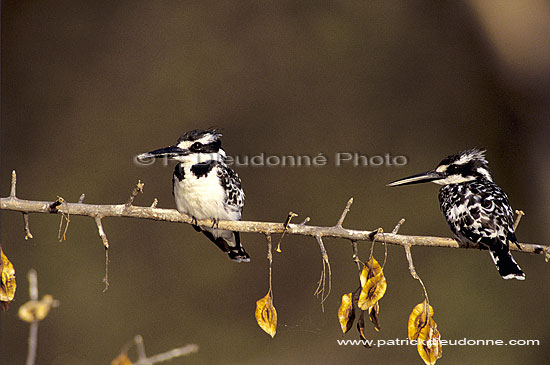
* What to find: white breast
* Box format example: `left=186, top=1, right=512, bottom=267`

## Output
left=173, top=165, right=241, bottom=221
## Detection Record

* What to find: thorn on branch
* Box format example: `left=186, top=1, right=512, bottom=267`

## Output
left=23, top=213, right=33, bottom=240
left=10, top=170, right=16, bottom=198
left=336, top=197, right=353, bottom=228
left=125, top=180, right=145, bottom=207
left=48, top=197, right=64, bottom=213
left=150, top=198, right=158, bottom=208
left=94, top=216, right=110, bottom=292
left=299, top=217, right=310, bottom=225
left=276, top=211, right=297, bottom=252
left=77, top=194, right=86, bottom=204
left=314, top=235, right=331, bottom=312
left=513, top=210, right=525, bottom=231
left=392, top=218, right=406, bottom=234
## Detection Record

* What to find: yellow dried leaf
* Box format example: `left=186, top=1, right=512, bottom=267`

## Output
left=358, top=271, right=387, bottom=311
left=359, top=257, right=383, bottom=288
left=255, top=292, right=277, bottom=338
left=408, top=300, right=434, bottom=341
left=18, top=294, right=56, bottom=323
left=369, top=301, right=380, bottom=332
left=417, top=318, right=442, bottom=365
left=111, top=353, right=132, bottom=365
left=0, top=249, right=16, bottom=310
left=337, top=292, right=355, bottom=334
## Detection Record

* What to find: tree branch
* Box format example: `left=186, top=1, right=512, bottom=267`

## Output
left=1, top=172, right=548, bottom=258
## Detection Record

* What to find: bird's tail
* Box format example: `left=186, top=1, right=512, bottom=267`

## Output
left=489, top=248, right=525, bottom=280
left=195, top=226, right=250, bottom=263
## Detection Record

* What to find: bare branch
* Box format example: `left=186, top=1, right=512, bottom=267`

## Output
left=133, top=344, right=199, bottom=365
left=118, top=335, right=199, bottom=365
left=2, top=195, right=547, bottom=256
left=336, top=197, right=353, bottom=227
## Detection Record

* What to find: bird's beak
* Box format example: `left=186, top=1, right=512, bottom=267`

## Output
left=136, top=145, right=190, bottom=161
left=387, top=170, right=444, bottom=187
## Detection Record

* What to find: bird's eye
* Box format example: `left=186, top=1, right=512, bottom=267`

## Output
left=191, top=142, right=202, bottom=150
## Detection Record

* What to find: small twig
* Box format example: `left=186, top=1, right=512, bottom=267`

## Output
left=150, top=198, right=158, bottom=209
left=313, top=234, right=331, bottom=311
left=513, top=210, right=525, bottom=231
left=276, top=211, right=298, bottom=252
left=23, top=213, right=33, bottom=240
left=299, top=217, right=310, bottom=225
left=26, top=269, right=39, bottom=365
left=133, top=344, right=199, bottom=365
left=10, top=170, right=16, bottom=198
left=336, top=198, right=353, bottom=228
left=77, top=194, right=86, bottom=204
left=351, top=240, right=363, bottom=272
left=403, top=243, right=429, bottom=304
left=134, top=335, right=147, bottom=362
left=94, top=216, right=110, bottom=292
left=392, top=218, right=406, bottom=234
left=126, top=180, right=145, bottom=207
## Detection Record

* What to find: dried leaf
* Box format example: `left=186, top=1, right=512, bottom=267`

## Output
left=358, top=257, right=387, bottom=311
left=369, top=301, right=380, bottom=332
left=18, top=294, right=56, bottom=322
left=255, top=292, right=277, bottom=338
left=417, top=317, right=442, bottom=365
left=408, top=300, right=434, bottom=341
left=0, top=249, right=16, bottom=310
left=337, top=292, right=355, bottom=334
left=356, top=310, right=370, bottom=348
left=409, top=300, right=442, bottom=365
left=111, top=353, right=132, bottom=365
left=359, top=257, right=383, bottom=287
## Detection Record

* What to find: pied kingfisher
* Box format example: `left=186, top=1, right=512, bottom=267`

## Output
left=137, top=129, right=250, bottom=262
left=387, top=149, right=525, bottom=280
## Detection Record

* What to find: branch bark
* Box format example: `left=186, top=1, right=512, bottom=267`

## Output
left=1, top=171, right=548, bottom=257
left=2, top=195, right=548, bottom=256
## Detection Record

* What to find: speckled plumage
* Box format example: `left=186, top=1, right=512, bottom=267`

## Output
left=389, top=149, right=524, bottom=280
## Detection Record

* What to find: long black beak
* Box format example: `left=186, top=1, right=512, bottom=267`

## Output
left=387, top=170, right=444, bottom=187
left=136, top=145, right=190, bottom=161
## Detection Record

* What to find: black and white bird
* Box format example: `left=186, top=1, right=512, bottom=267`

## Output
left=137, top=129, right=250, bottom=262
left=387, top=149, right=525, bottom=280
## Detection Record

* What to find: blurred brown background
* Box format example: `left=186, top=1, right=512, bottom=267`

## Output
left=1, top=1, right=549, bottom=364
